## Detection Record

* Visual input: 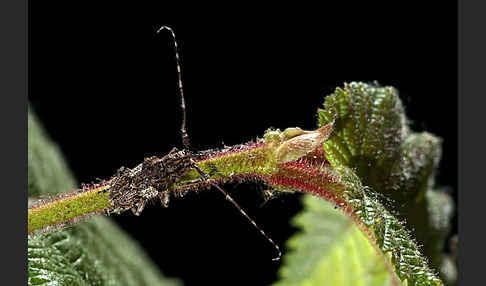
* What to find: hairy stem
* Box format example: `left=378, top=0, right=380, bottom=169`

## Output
left=28, top=185, right=110, bottom=234
left=28, top=125, right=335, bottom=233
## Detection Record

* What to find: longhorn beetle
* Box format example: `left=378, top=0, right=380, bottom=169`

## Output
left=103, top=26, right=281, bottom=261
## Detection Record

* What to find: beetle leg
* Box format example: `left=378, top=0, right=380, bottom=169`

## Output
left=132, top=200, right=146, bottom=216
left=158, top=191, right=170, bottom=207
left=191, top=160, right=210, bottom=180
left=169, top=147, right=179, bottom=154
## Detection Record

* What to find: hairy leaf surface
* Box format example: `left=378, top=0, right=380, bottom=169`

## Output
left=278, top=82, right=451, bottom=286
left=275, top=195, right=394, bottom=286
left=28, top=107, right=180, bottom=286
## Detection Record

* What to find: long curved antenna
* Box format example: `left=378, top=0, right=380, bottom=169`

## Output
left=192, top=164, right=282, bottom=261
left=156, top=26, right=190, bottom=151
left=158, top=25, right=281, bottom=261
left=211, top=182, right=282, bottom=261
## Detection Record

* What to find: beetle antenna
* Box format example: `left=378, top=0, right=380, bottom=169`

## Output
left=156, top=26, right=190, bottom=151
left=211, top=183, right=282, bottom=261
left=158, top=26, right=281, bottom=261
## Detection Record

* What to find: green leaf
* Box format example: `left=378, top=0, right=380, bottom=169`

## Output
left=317, top=82, right=454, bottom=284
left=28, top=106, right=180, bottom=286
left=338, top=167, right=441, bottom=285
left=275, top=195, right=395, bottom=286
left=318, top=82, right=408, bottom=195
left=277, top=82, right=452, bottom=285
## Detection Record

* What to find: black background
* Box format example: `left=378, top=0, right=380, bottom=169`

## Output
left=28, top=2, right=457, bottom=285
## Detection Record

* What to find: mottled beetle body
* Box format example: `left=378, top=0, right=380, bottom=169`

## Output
left=107, top=148, right=207, bottom=216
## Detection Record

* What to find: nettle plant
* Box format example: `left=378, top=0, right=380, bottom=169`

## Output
left=28, top=27, right=455, bottom=286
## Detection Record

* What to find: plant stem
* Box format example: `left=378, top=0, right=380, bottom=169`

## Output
left=28, top=185, right=110, bottom=234
left=28, top=125, right=339, bottom=234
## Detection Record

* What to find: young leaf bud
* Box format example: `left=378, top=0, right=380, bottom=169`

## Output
left=275, top=123, right=333, bottom=163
